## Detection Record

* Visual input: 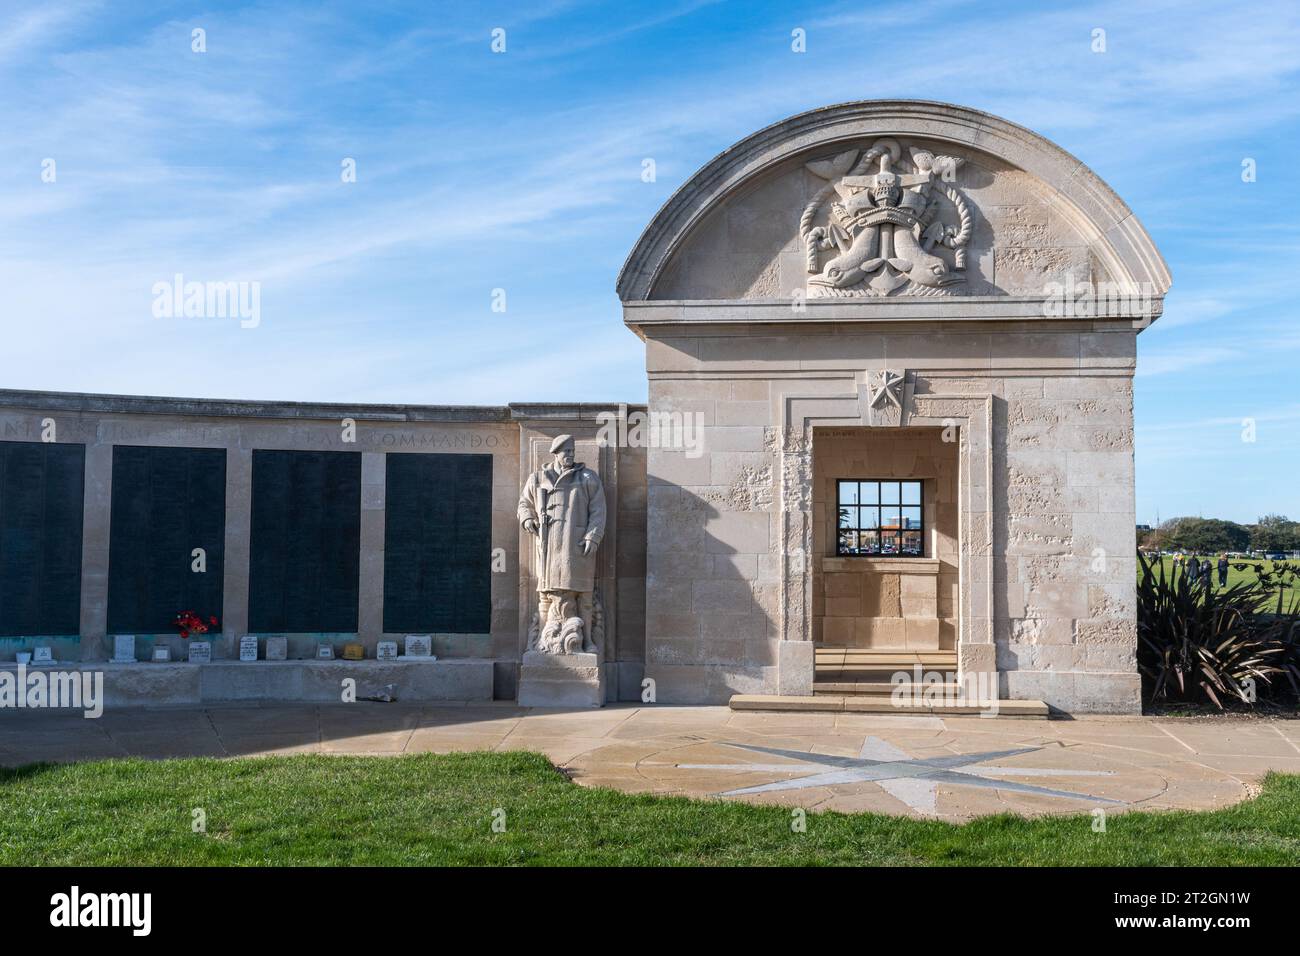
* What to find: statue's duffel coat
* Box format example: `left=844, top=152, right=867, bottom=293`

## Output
left=517, top=461, right=606, bottom=592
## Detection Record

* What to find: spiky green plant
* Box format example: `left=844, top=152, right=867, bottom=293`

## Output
left=1136, top=551, right=1295, bottom=708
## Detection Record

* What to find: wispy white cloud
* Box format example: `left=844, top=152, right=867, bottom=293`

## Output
left=0, top=0, right=95, bottom=63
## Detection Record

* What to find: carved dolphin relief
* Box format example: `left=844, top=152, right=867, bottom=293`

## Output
left=801, top=140, right=972, bottom=296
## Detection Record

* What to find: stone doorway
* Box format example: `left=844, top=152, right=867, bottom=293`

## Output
left=812, top=426, right=958, bottom=651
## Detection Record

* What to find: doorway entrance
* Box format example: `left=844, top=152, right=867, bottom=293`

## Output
left=811, top=426, right=958, bottom=651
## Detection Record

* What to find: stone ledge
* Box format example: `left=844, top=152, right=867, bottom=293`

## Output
left=0, top=660, right=496, bottom=707
left=822, top=556, right=940, bottom=574
left=729, top=694, right=1049, bottom=718
left=0, top=388, right=517, bottom=422
left=623, top=297, right=1163, bottom=328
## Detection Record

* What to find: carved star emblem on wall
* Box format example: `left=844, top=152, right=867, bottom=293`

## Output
left=868, top=369, right=905, bottom=409
left=678, top=737, right=1120, bottom=815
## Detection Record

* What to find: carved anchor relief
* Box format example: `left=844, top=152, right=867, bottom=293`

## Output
left=801, top=139, right=972, bottom=297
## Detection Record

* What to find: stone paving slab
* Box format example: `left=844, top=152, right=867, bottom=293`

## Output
left=0, top=703, right=1297, bottom=822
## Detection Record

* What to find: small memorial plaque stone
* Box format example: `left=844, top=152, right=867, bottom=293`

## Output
left=404, top=635, right=432, bottom=658
left=152, top=647, right=170, bottom=663
left=33, top=647, right=54, bottom=665
left=343, top=642, right=364, bottom=661
left=376, top=641, right=398, bottom=661
left=112, top=635, right=136, bottom=663
left=239, top=635, right=259, bottom=662
left=316, top=643, right=334, bottom=660
left=265, top=636, right=288, bottom=661
left=188, top=641, right=212, bottom=664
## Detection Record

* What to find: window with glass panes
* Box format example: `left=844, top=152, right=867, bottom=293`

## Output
left=836, top=480, right=924, bottom=556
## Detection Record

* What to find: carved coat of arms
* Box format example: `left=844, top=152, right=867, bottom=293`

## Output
left=801, top=138, right=972, bottom=297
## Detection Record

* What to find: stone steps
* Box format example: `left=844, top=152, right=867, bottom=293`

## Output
left=729, top=694, right=1050, bottom=718
left=813, top=681, right=963, bottom=696
left=814, top=647, right=958, bottom=685
left=816, top=648, right=957, bottom=664
left=821, top=666, right=951, bottom=677
left=815, top=653, right=957, bottom=669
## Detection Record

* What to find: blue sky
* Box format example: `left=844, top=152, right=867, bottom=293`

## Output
left=1, top=0, right=1297, bottom=524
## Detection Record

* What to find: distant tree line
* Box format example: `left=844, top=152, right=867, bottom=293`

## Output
left=1140, top=514, right=1300, bottom=554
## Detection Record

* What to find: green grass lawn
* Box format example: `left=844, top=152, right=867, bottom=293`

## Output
left=2, top=752, right=1299, bottom=866
left=1142, top=557, right=1297, bottom=595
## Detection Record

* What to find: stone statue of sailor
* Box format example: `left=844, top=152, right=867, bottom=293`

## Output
left=517, top=434, right=607, bottom=654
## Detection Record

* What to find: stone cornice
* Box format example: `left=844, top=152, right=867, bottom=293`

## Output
left=623, top=295, right=1163, bottom=334
left=0, top=390, right=649, bottom=424
left=0, top=389, right=508, bottom=423
left=507, top=403, right=647, bottom=422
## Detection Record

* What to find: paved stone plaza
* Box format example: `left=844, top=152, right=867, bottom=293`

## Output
left=2, top=704, right=1295, bottom=822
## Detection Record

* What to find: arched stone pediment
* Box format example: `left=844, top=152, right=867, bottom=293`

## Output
left=617, top=100, right=1170, bottom=308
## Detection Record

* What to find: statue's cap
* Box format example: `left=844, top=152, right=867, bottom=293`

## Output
left=549, top=434, right=574, bottom=453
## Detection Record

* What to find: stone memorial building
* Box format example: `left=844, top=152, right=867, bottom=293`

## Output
left=0, top=101, right=1168, bottom=713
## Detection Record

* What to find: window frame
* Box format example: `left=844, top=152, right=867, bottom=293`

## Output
left=835, top=479, right=925, bottom=557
